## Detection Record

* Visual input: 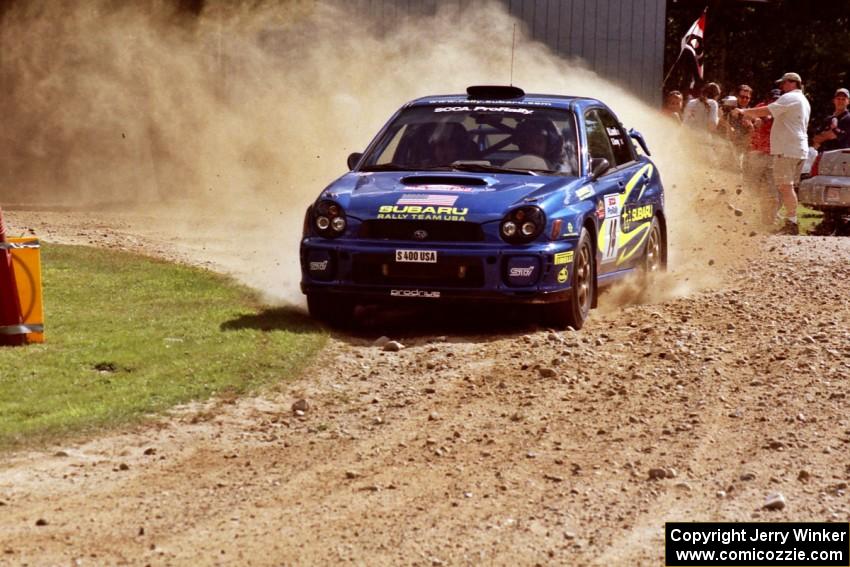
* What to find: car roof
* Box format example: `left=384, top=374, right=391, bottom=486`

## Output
left=404, top=92, right=605, bottom=112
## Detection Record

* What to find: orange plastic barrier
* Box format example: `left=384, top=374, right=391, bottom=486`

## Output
left=5, top=237, right=44, bottom=344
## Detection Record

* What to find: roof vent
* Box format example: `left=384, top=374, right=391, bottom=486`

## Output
left=466, top=85, right=525, bottom=100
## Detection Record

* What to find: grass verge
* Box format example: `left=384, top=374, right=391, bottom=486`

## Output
left=797, top=204, right=823, bottom=234
left=0, top=243, right=326, bottom=451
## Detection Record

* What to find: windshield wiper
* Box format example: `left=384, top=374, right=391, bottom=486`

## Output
left=448, top=163, right=540, bottom=176
left=359, top=164, right=454, bottom=172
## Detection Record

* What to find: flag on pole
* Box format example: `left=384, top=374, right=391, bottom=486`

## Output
left=680, top=8, right=707, bottom=88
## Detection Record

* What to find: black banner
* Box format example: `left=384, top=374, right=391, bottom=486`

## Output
left=666, top=522, right=849, bottom=566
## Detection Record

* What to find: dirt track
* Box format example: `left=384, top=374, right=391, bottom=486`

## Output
left=2, top=209, right=850, bottom=566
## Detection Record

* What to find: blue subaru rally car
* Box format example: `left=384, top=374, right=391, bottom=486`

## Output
left=300, top=86, right=666, bottom=329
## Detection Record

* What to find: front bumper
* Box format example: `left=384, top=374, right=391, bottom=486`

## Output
left=799, top=177, right=850, bottom=209
left=300, top=238, right=577, bottom=304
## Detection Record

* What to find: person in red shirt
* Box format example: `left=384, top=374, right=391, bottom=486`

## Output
left=743, top=89, right=781, bottom=227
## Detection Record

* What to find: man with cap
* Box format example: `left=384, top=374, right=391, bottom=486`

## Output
left=734, top=72, right=811, bottom=235
left=812, top=88, right=850, bottom=152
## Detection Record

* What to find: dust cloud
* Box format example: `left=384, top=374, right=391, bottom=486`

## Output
left=0, top=0, right=753, bottom=306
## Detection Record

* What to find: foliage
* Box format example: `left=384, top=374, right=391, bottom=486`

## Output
left=0, top=244, right=326, bottom=450
left=665, top=0, right=850, bottom=122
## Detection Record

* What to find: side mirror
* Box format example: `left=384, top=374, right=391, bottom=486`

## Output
left=628, top=128, right=651, bottom=156
left=347, top=152, right=363, bottom=170
left=589, top=157, right=610, bottom=179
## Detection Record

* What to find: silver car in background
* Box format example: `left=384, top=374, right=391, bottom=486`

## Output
left=799, top=148, right=850, bottom=235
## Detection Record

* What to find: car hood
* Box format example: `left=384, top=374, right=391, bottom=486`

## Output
left=321, top=171, right=586, bottom=222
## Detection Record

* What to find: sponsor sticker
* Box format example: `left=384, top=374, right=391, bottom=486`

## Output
left=596, top=199, right=605, bottom=220
left=621, top=203, right=653, bottom=232
left=557, top=267, right=568, bottom=283
left=509, top=266, right=535, bottom=278
left=434, top=106, right=534, bottom=114
left=576, top=186, right=594, bottom=200
left=427, top=99, right=552, bottom=107
left=397, top=194, right=458, bottom=207
left=390, top=289, right=441, bottom=299
left=377, top=204, right=468, bottom=222
left=395, top=249, right=437, bottom=263
left=554, top=251, right=574, bottom=265
left=605, top=194, right=620, bottom=218
left=309, top=260, right=328, bottom=271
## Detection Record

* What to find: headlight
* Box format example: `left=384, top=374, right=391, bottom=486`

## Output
left=313, top=200, right=347, bottom=238
left=331, top=216, right=346, bottom=232
left=501, top=221, right=517, bottom=237
left=500, top=206, right=544, bottom=244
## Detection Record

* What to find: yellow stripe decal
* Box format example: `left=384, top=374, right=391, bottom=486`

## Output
left=617, top=222, right=651, bottom=265
left=636, top=164, right=654, bottom=200
left=621, top=163, right=652, bottom=204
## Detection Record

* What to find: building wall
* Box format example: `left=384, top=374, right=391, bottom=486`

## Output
left=349, top=0, right=666, bottom=104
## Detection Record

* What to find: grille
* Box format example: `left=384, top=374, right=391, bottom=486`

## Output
left=352, top=254, right=485, bottom=288
left=358, top=220, right=484, bottom=242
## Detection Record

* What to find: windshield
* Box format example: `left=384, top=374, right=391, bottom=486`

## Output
left=361, top=104, right=580, bottom=176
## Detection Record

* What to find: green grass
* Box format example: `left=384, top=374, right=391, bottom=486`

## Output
left=0, top=244, right=326, bottom=450
left=797, top=204, right=824, bottom=234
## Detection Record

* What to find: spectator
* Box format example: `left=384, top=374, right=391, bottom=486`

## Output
left=683, top=82, right=721, bottom=132
left=735, top=72, right=811, bottom=235
left=743, top=89, right=781, bottom=227
left=717, top=95, right=739, bottom=137
left=812, top=87, right=850, bottom=152
left=727, top=85, right=756, bottom=165
left=662, top=90, right=684, bottom=123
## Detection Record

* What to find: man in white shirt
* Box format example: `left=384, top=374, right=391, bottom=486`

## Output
left=735, top=72, right=811, bottom=234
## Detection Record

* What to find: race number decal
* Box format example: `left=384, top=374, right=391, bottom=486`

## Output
left=600, top=218, right=619, bottom=263
left=598, top=194, right=622, bottom=264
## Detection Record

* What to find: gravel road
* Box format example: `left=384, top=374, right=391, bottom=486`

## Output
left=1, top=207, right=848, bottom=566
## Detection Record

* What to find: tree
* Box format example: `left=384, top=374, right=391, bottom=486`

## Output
left=664, top=0, right=850, bottom=119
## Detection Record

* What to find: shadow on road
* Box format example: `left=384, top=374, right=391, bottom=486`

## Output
left=220, top=306, right=320, bottom=334
left=329, top=302, right=547, bottom=344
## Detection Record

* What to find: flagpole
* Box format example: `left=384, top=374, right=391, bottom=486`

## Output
left=661, top=50, right=684, bottom=89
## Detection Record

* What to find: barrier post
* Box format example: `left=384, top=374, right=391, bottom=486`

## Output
left=0, top=207, right=25, bottom=346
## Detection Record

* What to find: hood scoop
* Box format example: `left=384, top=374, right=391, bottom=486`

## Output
left=401, top=175, right=487, bottom=186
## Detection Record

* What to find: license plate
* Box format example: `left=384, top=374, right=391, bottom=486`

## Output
left=395, top=249, right=438, bottom=263
left=826, top=186, right=842, bottom=203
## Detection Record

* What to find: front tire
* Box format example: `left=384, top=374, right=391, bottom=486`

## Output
left=307, top=293, right=355, bottom=328
left=545, top=227, right=594, bottom=330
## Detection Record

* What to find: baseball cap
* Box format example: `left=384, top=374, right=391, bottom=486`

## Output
left=776, top=72, right=802, bottom=84
left=835, top=88, right=850, bottom=98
